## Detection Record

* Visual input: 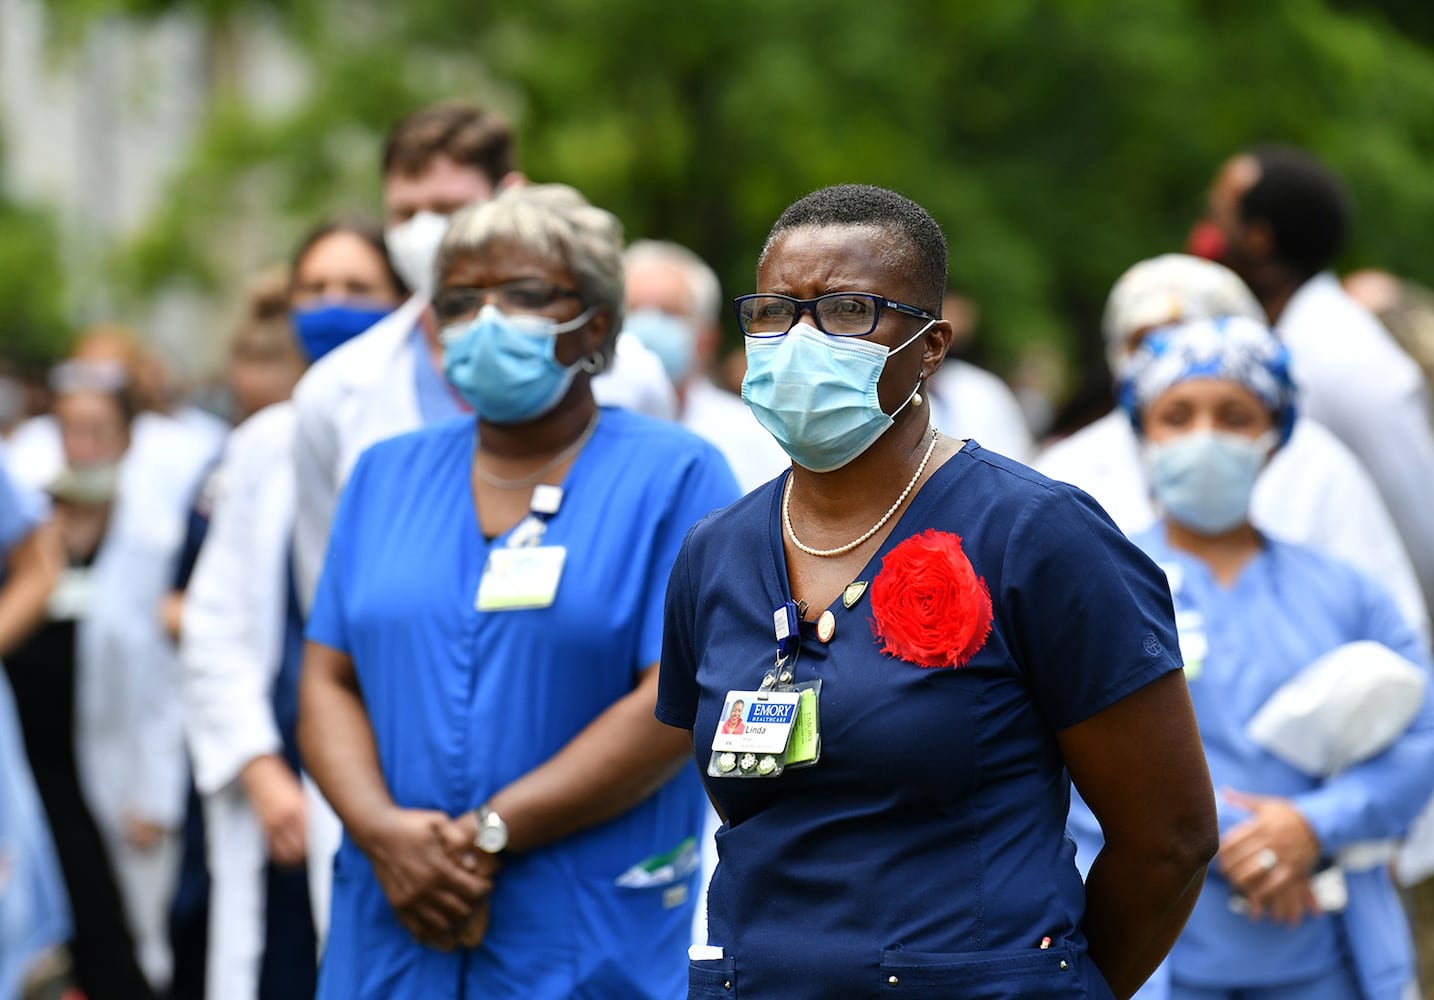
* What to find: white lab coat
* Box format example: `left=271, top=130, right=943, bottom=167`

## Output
left=680, top=377, right=788, bottom=493
left=74, top=418, right=218, bottom=991
left=926, top=359, right=1036, bottom=464
left=1035, top=410, right=1430, bottom=643
left=1280, top=273, right=1434, bottom=620
left=180, top=401, right=298, bottom=1000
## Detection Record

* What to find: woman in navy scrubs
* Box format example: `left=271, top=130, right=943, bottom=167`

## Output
left=299, top=184, right=739, bottom=998
left=657, top=184, right=1219, bottom=999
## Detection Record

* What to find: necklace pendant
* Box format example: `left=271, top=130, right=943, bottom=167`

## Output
left=841, top=581, right=868, bottom=609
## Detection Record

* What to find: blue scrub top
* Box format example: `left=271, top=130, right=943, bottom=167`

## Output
left=658, top=441, right=1182, bottom=1000
left=308, top=408, right=739, bottom=999
left=0, top=446, right=71, bottom=999
left=1137, top=530, right=1433, bottom=992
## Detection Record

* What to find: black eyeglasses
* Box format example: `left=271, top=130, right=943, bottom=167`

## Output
left=432, top=279, right=584, bottom=324
left=733, top=292, right=937, bottom=338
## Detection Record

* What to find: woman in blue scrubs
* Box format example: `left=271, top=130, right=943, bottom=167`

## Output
left=298, top=183, right=739, bottom=999
left=657, top=184, right=1219, bottom=999
left=1109, top=315, right=1434, bottom=1000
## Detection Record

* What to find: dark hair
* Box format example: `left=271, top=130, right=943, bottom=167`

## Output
left=760, top=184, right=948, bottom=314
left=382, top=102, right=516, bottom=186
left=289, top=219, right=407, bottom=300
left=1241, top=145, right=1352, bottom=278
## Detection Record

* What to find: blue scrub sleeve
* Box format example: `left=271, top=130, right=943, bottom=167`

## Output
left=637, top=447, right=738, bottom=673
left=1003, top=483, right=1183, bottom=732
left=0, top=448, right=43, bottom=552
left=656, top=526, right=701, bottom=729
left=305, top=446, right=372, bottom=655
left=1294, top=572, right=1434, bottom=851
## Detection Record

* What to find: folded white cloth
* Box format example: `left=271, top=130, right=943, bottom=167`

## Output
left=1247, top=640, right=1426, bottom=777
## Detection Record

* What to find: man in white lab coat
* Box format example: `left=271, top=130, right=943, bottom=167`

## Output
left=1189, top=145, right=1434, bottom=622
left=622, top=239, right=788, bottom=494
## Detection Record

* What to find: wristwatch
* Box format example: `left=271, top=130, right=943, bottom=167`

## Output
left=473, top=804, right=509, bottom=854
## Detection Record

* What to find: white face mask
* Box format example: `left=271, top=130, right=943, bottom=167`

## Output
left=385, top=211, right=452, bottom=297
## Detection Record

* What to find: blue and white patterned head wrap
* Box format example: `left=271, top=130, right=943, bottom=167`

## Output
left=1119, top=314, right=1298, bottom=444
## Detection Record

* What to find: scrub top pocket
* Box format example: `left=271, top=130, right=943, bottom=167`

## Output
left=689, top=956, right=738, bottom=998
left=879, top=945, right=1087, bottom=998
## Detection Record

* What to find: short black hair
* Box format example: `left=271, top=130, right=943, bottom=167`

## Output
left=1241, top=145, right=1351, bottom=278
left=760, top=184, right=948, bottom=314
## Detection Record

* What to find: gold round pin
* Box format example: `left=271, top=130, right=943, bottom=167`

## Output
left=817, top=609, right=836, bottom=643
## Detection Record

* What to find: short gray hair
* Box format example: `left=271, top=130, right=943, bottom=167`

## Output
left=434, top=184, right=626, bottom=368
left=622, top=240, right=722, bottom=325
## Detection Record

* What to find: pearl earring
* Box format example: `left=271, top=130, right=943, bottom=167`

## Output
left=911, top=380, right=924, bottom=408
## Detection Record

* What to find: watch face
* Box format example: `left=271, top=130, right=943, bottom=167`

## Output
left=477, top=826, right=507, bottom=853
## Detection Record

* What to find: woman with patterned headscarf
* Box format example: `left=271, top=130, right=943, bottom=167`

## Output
left=1077, top=315, right=1434, bottom=1000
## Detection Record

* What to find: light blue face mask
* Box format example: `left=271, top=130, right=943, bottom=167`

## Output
left=441, top=303, right=597, bottom=424
left=741, top=321, right=929, bottom=472
left=624, top=308, right=697, bottom=382
left=1144, top=429, right=1277, bottom=535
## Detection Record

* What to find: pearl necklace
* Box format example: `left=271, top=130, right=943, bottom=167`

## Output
left=783, top=427, right=940, bottom=558
left=473, top=411, right=601, bottom=490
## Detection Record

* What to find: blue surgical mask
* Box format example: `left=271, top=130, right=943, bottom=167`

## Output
left=441, top=303, right=597, bottom=424
left=624, top=308, right=697, bottom=382
left=292, top=303, right=392, bottom=362
left=741, top=322, right=928, bottom=472
left=1144, top=429, right=1277, bottom=535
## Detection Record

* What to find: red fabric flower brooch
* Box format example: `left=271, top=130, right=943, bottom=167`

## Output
left=870, top=529, right=993, bottom=668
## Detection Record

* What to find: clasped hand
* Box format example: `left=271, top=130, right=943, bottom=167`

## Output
left=364, top=807, right=498, bottom=950
left=1217, top=789, right=1322, bottom=925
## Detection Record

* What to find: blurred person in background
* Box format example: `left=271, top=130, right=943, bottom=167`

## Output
left=4, top=326, right=224, bottom=525
left=622, top=238, right=788, bottom=492
left=1343, top=268, right=1434, bottom=394
left=291, top=101, right=675, bottom=612
left=0, top=440, right=71, bottom=1000
left=1072, top=316, right=1434, bottom=1000
left=6, top=360, right=187, bottom=994
left=298, top=184, right=738, bottom=998
left=181, top=219, right=402, bottom=1000
left=922, top=286, right=1036, bottom=461
left=1036, top=254, right=1428, bottom=644
left=1189, top=145, right=1434, bottom=622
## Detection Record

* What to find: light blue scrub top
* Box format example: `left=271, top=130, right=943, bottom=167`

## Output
left=411, top=325, right=469, bottom=425
left=1142, top=530, right=1434, bottom=993
left=0, top=445, right=71, bottom=999
left=307, top=408, right=739, bottom=999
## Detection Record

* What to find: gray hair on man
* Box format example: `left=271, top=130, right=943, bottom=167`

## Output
left=435, top=183, right=626, bottom=368
left=623, top=239, right=723, bottom=326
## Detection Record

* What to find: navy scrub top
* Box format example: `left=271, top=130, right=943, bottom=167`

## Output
left=308, top=408, right=740, bottom=999
left=658, top=441, right=1182, bottom=1000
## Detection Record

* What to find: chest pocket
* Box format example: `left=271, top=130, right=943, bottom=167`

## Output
left=689, top=956, right=738, bottom=998
left=879, top=945, right=1090, bottom=999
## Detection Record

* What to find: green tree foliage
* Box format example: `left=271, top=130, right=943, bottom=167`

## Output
left=71, top=0, right=1434, bottom=400
left=0, top=196, right=70, bottom=365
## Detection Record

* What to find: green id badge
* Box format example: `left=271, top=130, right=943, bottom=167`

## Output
left=784, top=680, right=822, bottom=768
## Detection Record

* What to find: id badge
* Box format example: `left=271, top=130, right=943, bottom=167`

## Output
left=708, top=690, right=801, bottom=778
left=475, top=545, right=566, bottom=611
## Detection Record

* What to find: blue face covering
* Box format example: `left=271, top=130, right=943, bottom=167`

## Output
left=741, top=322, right=928, bottom=472
left=624, top=308, right=697, bottom=382
left=291, top=303, right=392, bottom=362
left=441, top=304, right=597, bottom=424
left=1144, top=429, right=1276, bottom=535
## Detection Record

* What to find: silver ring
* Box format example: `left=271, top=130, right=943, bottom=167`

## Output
left=1255, top=847, right=1278, bottom=872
